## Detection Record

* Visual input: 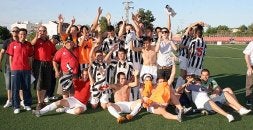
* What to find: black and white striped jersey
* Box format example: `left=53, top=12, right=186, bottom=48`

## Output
left=110, top=60, right=134, bottom=84
left=188, top=37, right=207, bottom=69
left=100, top=36, right=125, bottom=60
left=179, top=35, right=192, bottom=57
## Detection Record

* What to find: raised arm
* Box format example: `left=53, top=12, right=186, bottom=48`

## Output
left=65, top=16, right=76, bottom=34
left=90, top=7, right=103, bottom=32
left=128, top=70, right=139, bottom=87
left=104, top=43, right=118, bottom=63
left=166, top=10, right=171, bottom=32
left=106, top=13, right=111, bottom=25
left=131, top=13, right=142, bottom=38
left=58, top=14, right=64, bottom=35
left=118, top=19, right=126, bottom=38
left=88, top=66, right=95, bottom=85
left=129, top=40, right=142, bottom=52
left=167, top=64, right=176, bottom=86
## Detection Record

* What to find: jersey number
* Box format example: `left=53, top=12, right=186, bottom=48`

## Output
left=196, top=47, right=204, bottom=57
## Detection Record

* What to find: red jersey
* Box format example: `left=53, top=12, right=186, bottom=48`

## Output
left=6, top=41, right=33, bottom=70
left=53, top=47, right=79, bottom=74
left=73, top=79, right=91, bottom=105
left=33, top=38, right=57, bottom=61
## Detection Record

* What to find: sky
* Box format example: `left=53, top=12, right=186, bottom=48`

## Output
left=0, top=0, right=253, bottom=33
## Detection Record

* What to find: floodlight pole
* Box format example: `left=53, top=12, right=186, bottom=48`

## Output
left=122, top=0, right=134, bottom=23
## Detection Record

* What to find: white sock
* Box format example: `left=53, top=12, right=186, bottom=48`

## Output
left=40, top=102, right=57, bottom=115
left=66, top=108, right=76, bottom=115
left=108, top=106, right=121, bottom=118
left=130, top=103, right=142, bottom=116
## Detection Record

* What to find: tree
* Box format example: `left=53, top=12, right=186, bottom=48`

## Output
left=238, top=25, right=248, bottom=33
left=0, top=26, right=11, bottom=42
left=26, top=31, right=36, bottom=42
left=99, top=16, right=108, bottom=34
left=205, top=26, right=218, bottom=36
left=137, top=8, right=156, bottom=28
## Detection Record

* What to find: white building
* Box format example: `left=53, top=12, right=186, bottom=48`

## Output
left=11, top=21, right=38, bottom=34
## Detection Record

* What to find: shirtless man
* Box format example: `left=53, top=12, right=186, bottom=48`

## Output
left=106, top=70, right=142, bottom=123
left=130, top=36, right=157, bottom=83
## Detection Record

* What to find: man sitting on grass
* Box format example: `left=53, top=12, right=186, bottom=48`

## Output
left=32, top=68, right=91, bottom=117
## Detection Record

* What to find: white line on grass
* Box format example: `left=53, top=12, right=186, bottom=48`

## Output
left=218, top=46, right=244, bottom=51
left=206, top=56, right=243, bottom=59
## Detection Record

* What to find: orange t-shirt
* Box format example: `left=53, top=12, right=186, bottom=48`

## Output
left=61, top=33, right=78, bottom=44
left=149, top=82, right=171, bottom=104
left=78, top=38, right=93, bottom=64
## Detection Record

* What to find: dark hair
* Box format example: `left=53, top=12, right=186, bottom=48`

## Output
left=19, top=28, right=27, bottom=34
left=71, top=25, right=79, bottom=31
left=95, top=49, right=103, bottom=54
left=80, top=25, right=89, bottom=32
left=161, top=27, right=169, bottom=32
left=201, top=69, right=210, bottom=75
left=155, top=27, right=161, bottom=32
left=145, top=26, right=153, bottom=32
left=143, top=36, right=152, bottom=42
left=193, top=25, right=203, bottom=38
left=118, top=48, right=127, bottom=54
left=117, top=72, right=125, bottom=80
left=107, top=25, right=115, bottom=32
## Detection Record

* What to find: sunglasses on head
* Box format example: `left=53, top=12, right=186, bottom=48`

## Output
left=39, top=30, right=46, bottom=32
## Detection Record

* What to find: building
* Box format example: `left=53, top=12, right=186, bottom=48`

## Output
left=11, top=21, right=38, bottom=34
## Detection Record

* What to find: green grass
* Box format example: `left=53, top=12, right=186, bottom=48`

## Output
left=0, top=44, right=253, bottom=130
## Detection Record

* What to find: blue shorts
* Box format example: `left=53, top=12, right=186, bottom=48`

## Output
left=204, top=92, right=227, bottom=111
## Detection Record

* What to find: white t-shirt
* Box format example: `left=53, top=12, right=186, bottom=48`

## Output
left=243, top=41, right=253, bottom=65
left=157, top=41, right=175, bottom=67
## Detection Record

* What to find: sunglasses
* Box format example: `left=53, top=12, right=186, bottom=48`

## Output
left=162, top=31, right=168, bottom=34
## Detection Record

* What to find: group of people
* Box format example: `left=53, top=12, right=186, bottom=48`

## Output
left=0, top=7, right=251, bottom=123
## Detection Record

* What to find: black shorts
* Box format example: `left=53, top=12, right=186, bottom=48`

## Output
left=32, top=60, right=52, bottom=90
left=157, top=66, right=172, bottom=81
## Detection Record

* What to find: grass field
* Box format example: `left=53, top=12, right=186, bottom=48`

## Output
left=0, top=44, right=252, bottom=130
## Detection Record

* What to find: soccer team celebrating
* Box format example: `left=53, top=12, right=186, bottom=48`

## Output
left=0, top=7, right=251, bottom=123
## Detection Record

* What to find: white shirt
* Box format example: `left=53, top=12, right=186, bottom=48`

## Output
left=157, top=41, right=174, bottom=66
left=243, top=41, right=253, bottom=65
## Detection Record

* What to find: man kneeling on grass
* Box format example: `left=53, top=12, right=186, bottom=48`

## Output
left=106, top=70, right=142, bottom=123
left=32, top=69, right=91, bottom=117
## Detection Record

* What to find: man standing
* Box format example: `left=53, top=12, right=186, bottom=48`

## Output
left=0, top=27, right=24, bottom=108
left=243, top=41, right=253, bottom=105
left=31, top=26, right=57, bottom=110
left=6, top=28, right=33, bottom=114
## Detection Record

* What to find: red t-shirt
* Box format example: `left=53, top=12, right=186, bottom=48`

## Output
left=53, top=47, right=79, bottom=74
left=33, top=38, right=57, bottom=61
left=73, top=79, right=91, bottom=105
left=6, top=41, right=33, bottom=70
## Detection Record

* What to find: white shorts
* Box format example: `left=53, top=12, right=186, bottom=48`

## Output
left=187, top=67, right=202, bottom=76
left=140, top=65, right=157, bottom=83
left=67, top=97, right=87, bottom=111
left=192, top=91, right=210, bottom=109
left=90, top=92, right=110, bottom=105
left=115, top=101, right=135, bottom=113
left=179, top=56, right=188, bottom=70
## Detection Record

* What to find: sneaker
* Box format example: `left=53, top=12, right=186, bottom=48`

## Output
left=246, top=100, right=252, bottom=106
left=49, top=96, right=59, bottom=100
left=226, top=114, right=234, bottom=123
left=32, top=110, right=41, bottom=117
left=177, top=109, right=183, bottom=122
left=14, top=108, right=20, bottom=114
left=24, top=106, right=31, bottom=111
left=177, top=114, right=182, bottom=122
left=3, top=100, right=12, bottom=108
left=44, top=97, right=49, bottom=103
left=126, top=114, right=133, bottom=120
left=117, top=116, right=126, bottom=124
left=201, top=110, right=209, bottom=115
left=183, top=106, right=192, bottom=114
left=239, top=108, right=251, bottom=116
left=56, top=108, right=67, bottom=113
left=20, top=100, right=25, bottom=108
